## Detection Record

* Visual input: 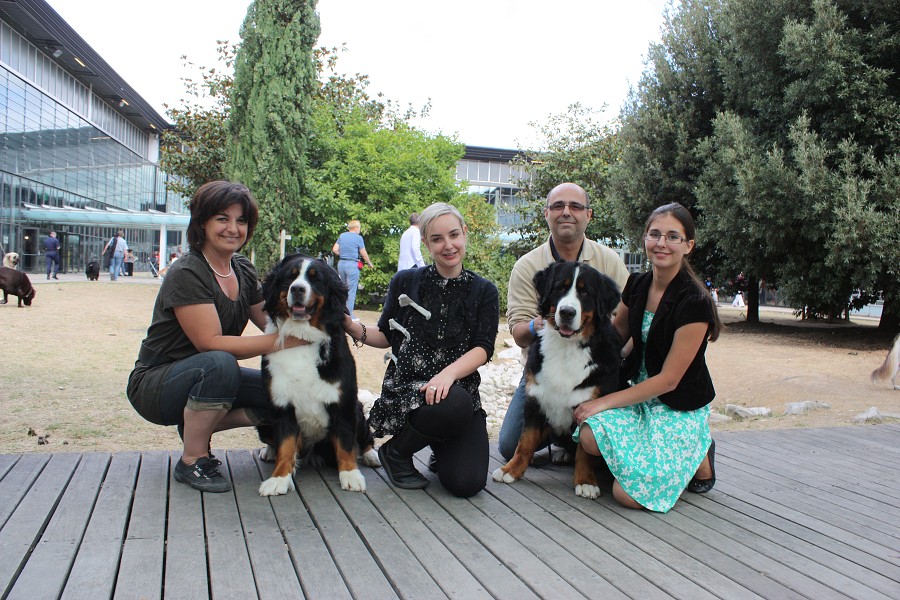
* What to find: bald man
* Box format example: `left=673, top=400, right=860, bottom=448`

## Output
left=499, top=183, right=629, bottom=461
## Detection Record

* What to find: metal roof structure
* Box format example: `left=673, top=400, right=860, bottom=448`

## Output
left=0, top=0, right=172, bottom=134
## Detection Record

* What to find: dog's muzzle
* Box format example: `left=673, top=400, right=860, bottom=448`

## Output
left=554, top=305, right=582, bottom=338
left=288, top=285, right=315, bottom=320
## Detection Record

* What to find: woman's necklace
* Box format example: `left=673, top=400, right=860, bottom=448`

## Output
left=201, top=251, right=233, bottom=278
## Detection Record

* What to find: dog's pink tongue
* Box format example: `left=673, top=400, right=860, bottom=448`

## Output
left=291, top=305, right=308, bottom=319
left=559, top=325, right=575, bottom=337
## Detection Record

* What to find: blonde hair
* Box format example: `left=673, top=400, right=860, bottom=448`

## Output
left=418, top=203, right=465, bottom=238
left=347, top=220, right=361, bottom=231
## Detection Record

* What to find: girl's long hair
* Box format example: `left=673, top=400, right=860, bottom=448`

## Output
left=645, top=203, right=722, bottom=341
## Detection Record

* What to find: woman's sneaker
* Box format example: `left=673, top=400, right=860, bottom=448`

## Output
left=174, top=457, right=231, bottom=493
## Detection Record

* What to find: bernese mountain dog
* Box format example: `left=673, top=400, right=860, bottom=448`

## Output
left=257, top=253, right=379, bottom=496
left=493, top=261, right=621, bottom=498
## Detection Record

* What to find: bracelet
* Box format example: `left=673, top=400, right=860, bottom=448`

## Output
left=352, top=322, right=367, bottom=348
left=528, top=319, right=536, bottom=337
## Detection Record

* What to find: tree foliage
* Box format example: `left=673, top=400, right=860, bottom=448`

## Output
left=509, top=103, right=623, bottom=254
left=611, top=0, right=900, bottom=330
left=225, top=0, right=321, bottom=270
left=159, top=43, right=236, bottom=200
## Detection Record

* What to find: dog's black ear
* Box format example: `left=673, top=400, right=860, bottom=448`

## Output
left=595, top=272, right=622, bottom=318
left=261, top=256, right=288, bottom=317
left=533, top=263, right=555, bottom=316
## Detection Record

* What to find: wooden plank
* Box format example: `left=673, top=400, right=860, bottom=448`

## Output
left=715, top=446, right=900, bottom=552
left=0, top=453, right=19, bottom=480
left=6, top=453, right=109, bottom=600
left=254, top=453, right=354, bottom=600
left=202, top=451, right=260, bottom=600
left=164, top=450, right=211, bottom=600
left=114, top=451, right=169, bottom=600
left=677, top=496, right=900, bottom=599
left=486, top=448, right=729, bottom=600
left=717, top=435, right=900, bottom=520
left=482, top=455, right=675, bottom=600
left=229, top=449, right=305, bottom=600
left=416, top=468, right=588, bottom=600
left=522, top=459, right=771, bottom=600
left=352, top=463, right=491, bottom=600
left=721, top=441, right=900, bottom=533
left=369, top=466, right=540, bottom=600
left=291, top=461, right=398, bottom=599
left=722, top=435, right=900, bottom=510
left=471, top=468, right=631, bottom=600
left=0, top=453, right=51, bottom=528
left=321, top=466, right=450, bottom=600
left=655, top=500, right=885, bottom=600
left=61, top=452, right=140, bottom=600
left=696, top=485, right=900, bottom=584
left=0, top=453, right=79, bottom=597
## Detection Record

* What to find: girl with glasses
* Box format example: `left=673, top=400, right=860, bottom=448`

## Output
left=573, top=202, right=723, bottom=512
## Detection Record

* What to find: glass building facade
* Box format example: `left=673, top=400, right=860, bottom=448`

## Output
left=456, top=147, right=530, bottom=230
left=0, top=15, right=186, bottom=274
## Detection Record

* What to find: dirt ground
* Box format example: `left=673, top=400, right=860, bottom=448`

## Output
left=1, top=274, right=898, bottom=454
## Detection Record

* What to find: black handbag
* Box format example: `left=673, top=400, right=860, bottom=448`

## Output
left=103, top=237, right=116, bottom=268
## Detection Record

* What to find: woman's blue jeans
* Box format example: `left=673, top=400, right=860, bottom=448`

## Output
left=156, top=350, right=271, bottom=426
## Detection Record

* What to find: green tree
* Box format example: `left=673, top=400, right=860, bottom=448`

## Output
left=509, top=103, right=623, bottom=254
left=159, top=43, right=236, bottom=199
left=225, top=0, right=321, bottom=271
left=611, top=0, right=900, bottom=329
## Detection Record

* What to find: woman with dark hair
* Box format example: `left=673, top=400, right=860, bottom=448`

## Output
left=574, top=202, right=722, bottom=512
left=127, top=180, right=305, bottom=493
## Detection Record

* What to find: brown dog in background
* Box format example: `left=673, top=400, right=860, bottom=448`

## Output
left=871, top=332, right=900, bottom=390
left=0, top=266, right=35, bottom=307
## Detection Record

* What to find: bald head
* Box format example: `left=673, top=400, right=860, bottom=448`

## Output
left=546, top=183, right=588, bottom=207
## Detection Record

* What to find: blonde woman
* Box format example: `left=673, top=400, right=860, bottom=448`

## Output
left=332, top=220, right=374, bottom=320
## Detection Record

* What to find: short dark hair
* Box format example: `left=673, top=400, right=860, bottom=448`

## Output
left=409, top=213, right=420, bottom=226
left=186, top=181, right=258, bottom=251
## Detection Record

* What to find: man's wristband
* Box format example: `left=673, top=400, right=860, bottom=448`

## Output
left=528, top=319, right=536, bottom=337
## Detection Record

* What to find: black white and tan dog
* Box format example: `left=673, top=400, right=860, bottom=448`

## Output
left=0, top=266, right=35, bottom=307
left=493, top=261, right=621, bottom=498
left=256, top=253, right=379, bottom=496
left=85, top=258, right=100, bottom=281
left=3, top=252, right=19, bottom=269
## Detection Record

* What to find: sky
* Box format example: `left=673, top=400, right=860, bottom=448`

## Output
left=45, top=0, right=668, bottom=150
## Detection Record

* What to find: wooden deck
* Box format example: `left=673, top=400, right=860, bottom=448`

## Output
left=1, top=425, right=898, bottom=600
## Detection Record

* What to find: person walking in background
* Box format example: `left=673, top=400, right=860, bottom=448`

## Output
left=126, top=181, right=307, bottom=493
left=124, top=249, right=136, bottom=276
left=397, top=213, right=425, bottom=271
left=574, top=202, right=722, bottom=513
left=332, top=220, right=374, bottom=320
left=102, top=230, right=128, bottom=281
left=499, top=182, right=630, bottom=463
left=44, top=230, right=60, bottom=280
left=343, top=202, right=499, bottom=497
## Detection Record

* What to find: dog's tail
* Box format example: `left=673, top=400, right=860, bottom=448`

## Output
left=871, top=332, right=900, bottom=384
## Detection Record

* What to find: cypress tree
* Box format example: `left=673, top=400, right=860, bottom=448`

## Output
left=226, top=0, right=320, bottom=270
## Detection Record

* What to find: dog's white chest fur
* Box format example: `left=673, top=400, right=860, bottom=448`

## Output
left=265, top=319, right=339, bottom=445
left=529, top=330, right=597, bottom=432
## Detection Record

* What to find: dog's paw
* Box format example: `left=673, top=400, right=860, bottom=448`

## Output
left=492, top=467, right=517, bottom=483
left=259, top=475, right=295, bottom=497
left=339, top=468, right=366, bottom=492
left=258, top=445, right=277, bottom=462
left=550, top=445, right=574, bottom=466
left=575, top=483, right=601, bottom=499
left=359, top=448, right=381, bottom=468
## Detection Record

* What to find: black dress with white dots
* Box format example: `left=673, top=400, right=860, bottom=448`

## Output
left=368, top=265, right=498, bottom=437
